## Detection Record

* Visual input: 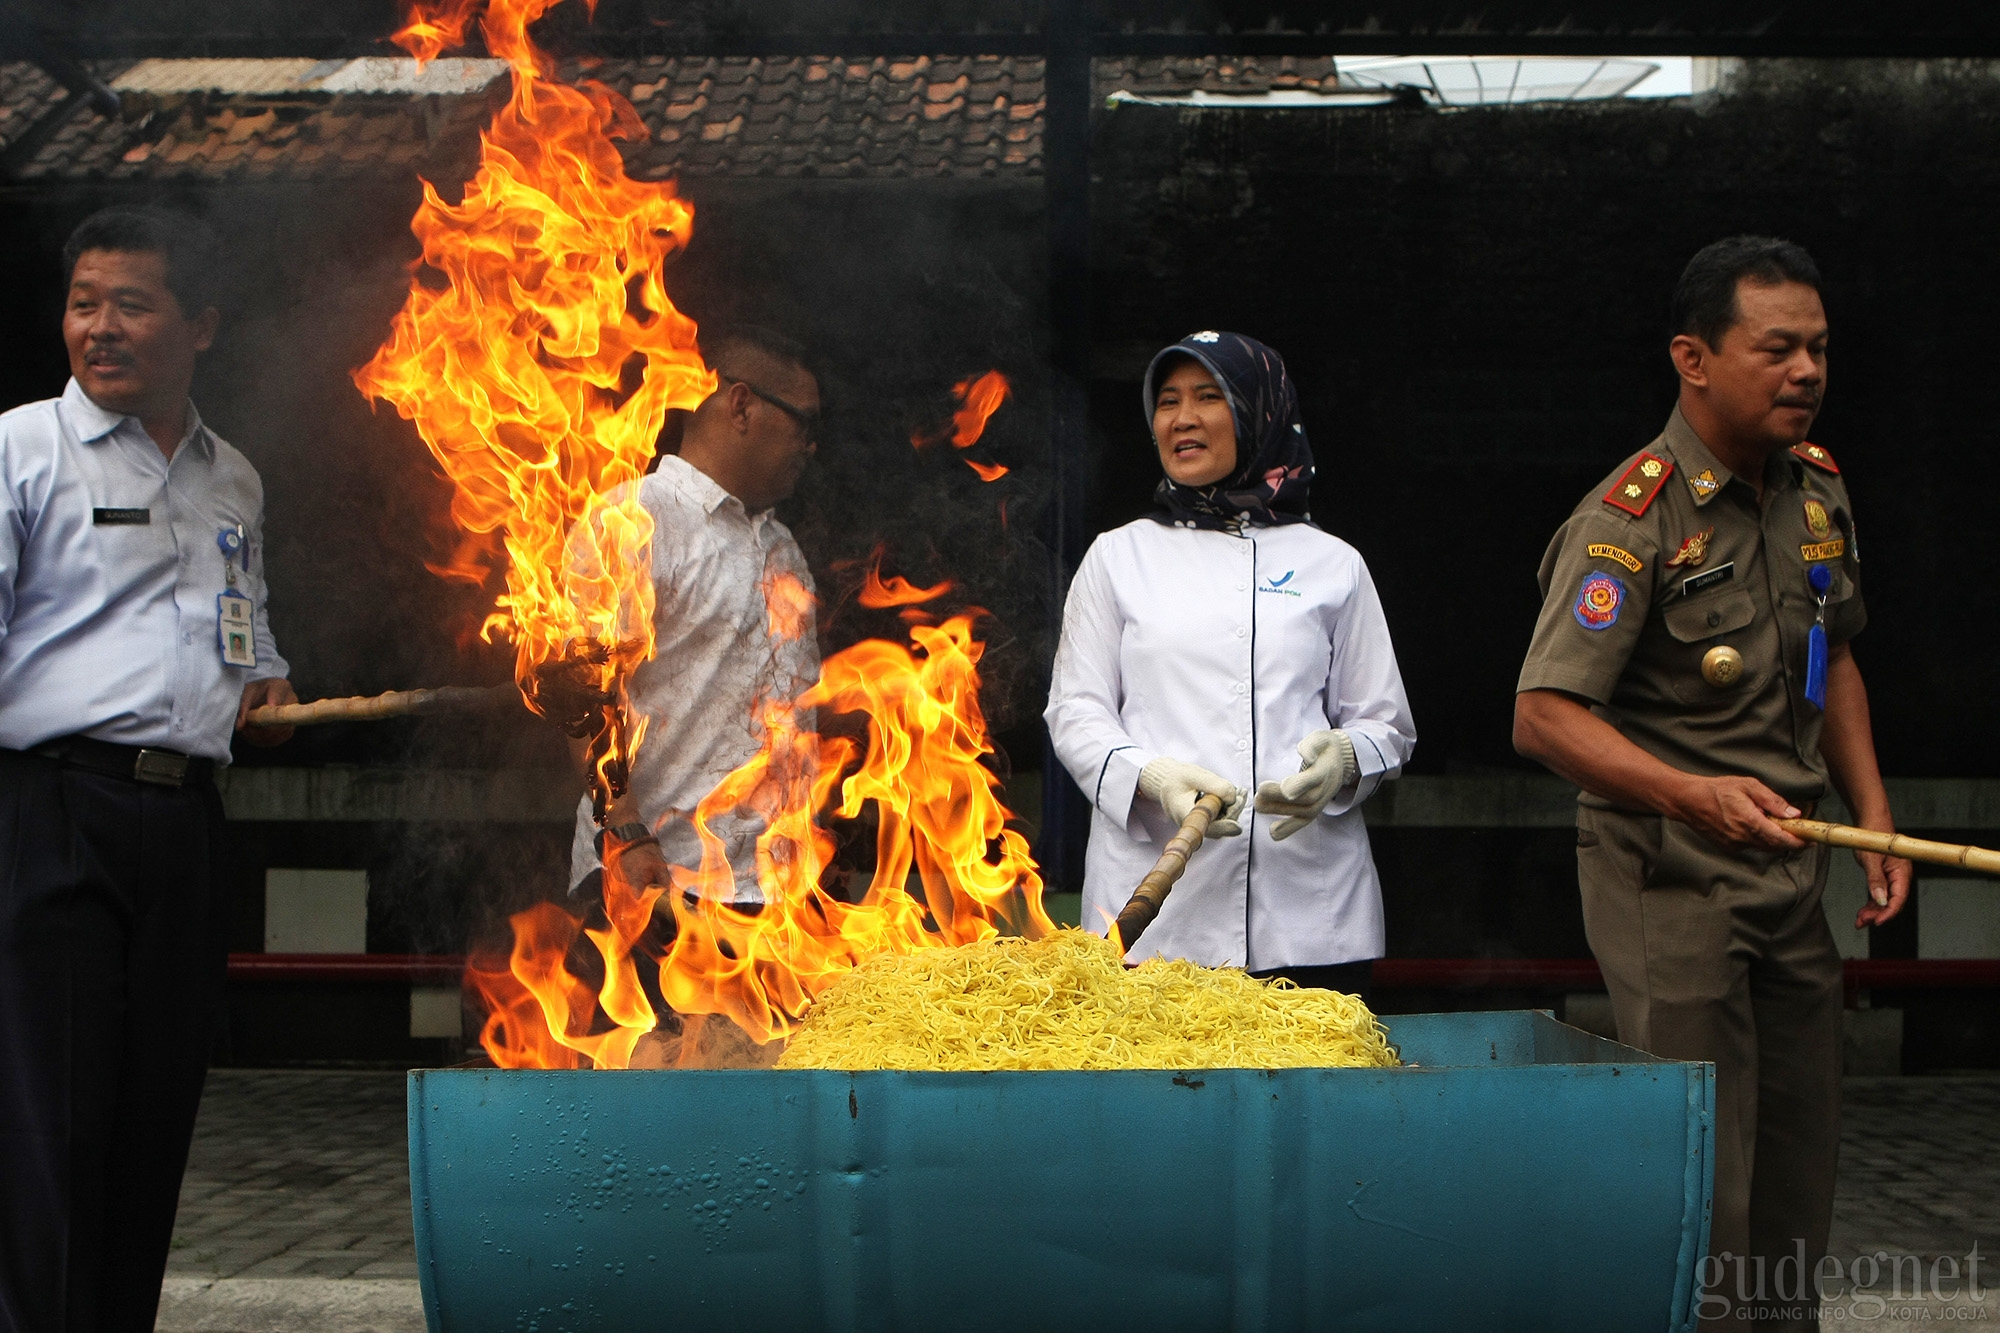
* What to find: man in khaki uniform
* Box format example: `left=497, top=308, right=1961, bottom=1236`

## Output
left=1515, top=236, right=1911, bottom=1332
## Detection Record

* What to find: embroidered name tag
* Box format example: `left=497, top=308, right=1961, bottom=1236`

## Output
left=1681, top=562, right=1736, bottom=597
left=1586, top=543, right=1643, bottom=573
left=93, top=507, right=150, bottom=525
left=1801, top=539, right=1846, bottom=562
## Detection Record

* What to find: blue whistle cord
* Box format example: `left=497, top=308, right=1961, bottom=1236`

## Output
left=1804, top=562, right=1832, bottom=710
left=1805, top=622, right=1828, bottom=710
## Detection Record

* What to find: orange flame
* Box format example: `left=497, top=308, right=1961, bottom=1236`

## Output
left=943, top=370, right=1009, bottom=447
left=763, top=569, right=817, bottom=641
left=858, top=558, right=954, bottom=609
left=660, top=611, right=1053, bottom=1043
left=913, top=370, right=1011, bottom=482
left=365, top=3, right=1051, bottom=1065
left=472, top=580, right=1054, bottom=1064
left=353, top=0, right=714, bottom=804
left=392, top=0, right=481, bottom=65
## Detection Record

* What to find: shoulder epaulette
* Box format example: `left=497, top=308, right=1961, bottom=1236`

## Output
left=1792, top=442, right=1840, bottom=474
left=1602, top=452, right=1674, bottom=517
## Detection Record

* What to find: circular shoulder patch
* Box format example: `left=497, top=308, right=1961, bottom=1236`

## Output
left=1573, top=572, right=1626, bottom=631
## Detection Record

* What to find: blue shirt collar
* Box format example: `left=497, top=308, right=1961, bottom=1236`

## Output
left=62, top=377, right=214, bottom=461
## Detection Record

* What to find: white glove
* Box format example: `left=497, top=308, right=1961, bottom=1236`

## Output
left=1138, top=757, right=1244, bottom=837
left=1254, top=729, right=1358, bottom=841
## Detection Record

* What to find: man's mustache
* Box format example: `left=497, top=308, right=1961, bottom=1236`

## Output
left=1775, top=394, right=1821, bottom=410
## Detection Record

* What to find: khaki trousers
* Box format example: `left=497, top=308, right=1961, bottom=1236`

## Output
left=1577, top=807, right=1844, bottom=1333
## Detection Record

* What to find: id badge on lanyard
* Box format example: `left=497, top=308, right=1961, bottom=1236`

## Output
left=217, top=525, right=256, bottom=668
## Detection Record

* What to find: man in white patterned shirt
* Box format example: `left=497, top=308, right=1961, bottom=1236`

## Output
left=570, top=326, right=821, bottom=908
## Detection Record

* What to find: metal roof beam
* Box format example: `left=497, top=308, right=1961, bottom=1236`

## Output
left=0, top=10, right=124, bottom=115
left=14, top=0, right=2000, bottom=59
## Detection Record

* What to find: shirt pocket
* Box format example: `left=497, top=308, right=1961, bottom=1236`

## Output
left=1662, top=586, right=1763, bottom=705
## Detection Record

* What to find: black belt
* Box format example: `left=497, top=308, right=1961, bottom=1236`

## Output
left=31, top=736, right=215, bottom=788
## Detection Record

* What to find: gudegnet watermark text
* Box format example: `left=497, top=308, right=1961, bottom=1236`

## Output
left=1696, top=1244, right=1993, bottom=1322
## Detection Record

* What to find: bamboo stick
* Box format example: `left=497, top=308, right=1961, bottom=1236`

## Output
left=1112, top=792, right=1226, bottom=953
left=244, top=685, right=519, bottom=728
left=1776, top=818, right=2000, bottom=877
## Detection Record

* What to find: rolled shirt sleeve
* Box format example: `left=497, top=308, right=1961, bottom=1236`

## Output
left=1517, top=513, right=1660, bottom=706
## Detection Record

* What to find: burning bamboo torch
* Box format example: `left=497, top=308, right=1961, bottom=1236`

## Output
left=244, top=684, right=518, bottom=727
left=243, top=654, right=645, bottom=824
left=344, top=0, right=717, bottom=827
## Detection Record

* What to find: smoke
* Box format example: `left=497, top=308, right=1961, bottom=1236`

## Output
left=163, top=169, right=1051, bottom=964
left=667, top=178, right=1055, bottom=744
left=627, top=1014, right=784, bottom=1070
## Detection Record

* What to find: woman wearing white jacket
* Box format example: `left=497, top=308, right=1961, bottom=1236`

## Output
left=1044, top=330, right=1416, bottom=996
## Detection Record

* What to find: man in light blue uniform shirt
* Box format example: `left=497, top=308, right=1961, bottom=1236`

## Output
left=0, top=206, right=297, bottom=1333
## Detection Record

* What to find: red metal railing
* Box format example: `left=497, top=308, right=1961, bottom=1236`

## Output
left=228, top=953, right=466, bottom=985
left=228, top=953, right=2000, bottom=988
left=1373, top=957, right=2000, bottom=990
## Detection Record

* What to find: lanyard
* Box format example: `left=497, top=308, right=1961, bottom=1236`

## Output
left=216, top=524, right=256, bottom=667
left=1804, top=563, right=1831, bottom=710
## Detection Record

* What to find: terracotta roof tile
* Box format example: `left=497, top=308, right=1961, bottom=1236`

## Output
left=0, top=63, right=67, bottom=153
left=4, top=53, right=1345, bottom=184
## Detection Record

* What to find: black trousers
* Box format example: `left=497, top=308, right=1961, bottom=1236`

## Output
left=1249, top=959, right=1375, bottom=1006
left=0, top=751, right=230, bottom=1333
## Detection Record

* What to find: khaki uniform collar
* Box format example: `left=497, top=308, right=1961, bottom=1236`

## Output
left=1659, top=406, right=1733, bottom=507
left=1659, top=405, right=1796, bottom=507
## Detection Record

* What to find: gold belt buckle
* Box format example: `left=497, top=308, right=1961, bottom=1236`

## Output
left=132, top=748, right=189, bottom=786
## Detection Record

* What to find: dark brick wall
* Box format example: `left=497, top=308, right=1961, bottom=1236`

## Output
left=1089, top=59, right=2000, bottom=783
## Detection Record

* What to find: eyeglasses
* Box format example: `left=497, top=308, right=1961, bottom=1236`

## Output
left=720, top=375, right=819, bottom=442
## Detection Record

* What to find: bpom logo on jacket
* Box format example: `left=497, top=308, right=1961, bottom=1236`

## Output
left=1260, top=570, right=1302, bottom=597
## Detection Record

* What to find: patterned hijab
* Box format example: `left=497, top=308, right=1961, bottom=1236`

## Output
left=1143, top=330, right=1316, bottom=530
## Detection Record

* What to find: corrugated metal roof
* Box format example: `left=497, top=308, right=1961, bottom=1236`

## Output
left=314, top=58, right=511, bottom=96
left=109, top=57, right=508, bottom=97
left=112, top=59, right=328, bottom=94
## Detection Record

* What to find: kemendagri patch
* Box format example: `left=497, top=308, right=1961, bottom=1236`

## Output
left=1573, top=572, right=1625, bottom=631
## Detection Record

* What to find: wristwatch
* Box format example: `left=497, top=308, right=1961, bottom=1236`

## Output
left=594, top=821, right=656, bottom=857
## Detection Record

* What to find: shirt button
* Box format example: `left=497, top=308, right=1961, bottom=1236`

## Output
left=1706, top=611, right=1720, bottom=628
left=1235, top=628, right=1246, bottom=638
left=1237, top=739, right=1249, bottom=751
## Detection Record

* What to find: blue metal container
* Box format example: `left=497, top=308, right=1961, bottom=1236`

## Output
left=408, top=1010, right=1712, bottom=1332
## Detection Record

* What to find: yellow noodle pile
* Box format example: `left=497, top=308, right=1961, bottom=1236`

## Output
left=774, top=929, right=1399, bottom=1071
